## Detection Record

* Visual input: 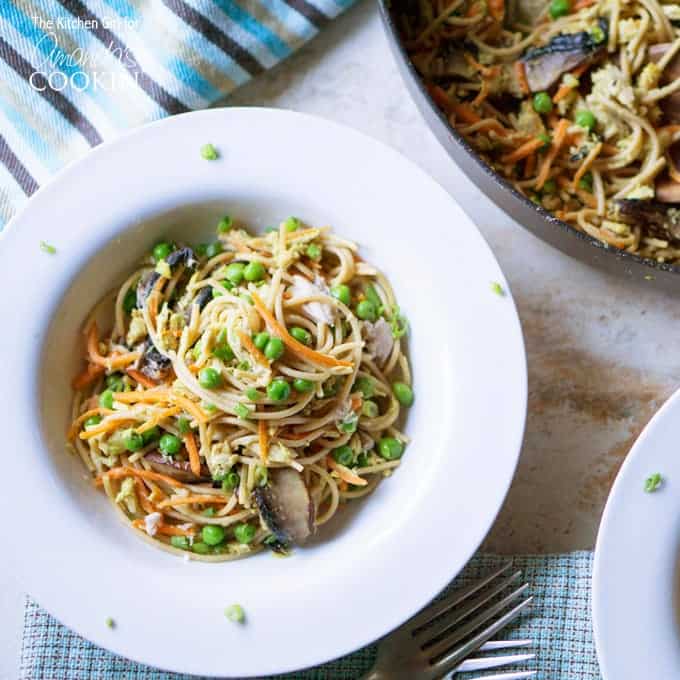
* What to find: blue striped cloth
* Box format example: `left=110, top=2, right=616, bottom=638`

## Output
left=0, top=0, right=355, bottom=229
left=20, top=552, right=602, bottom=679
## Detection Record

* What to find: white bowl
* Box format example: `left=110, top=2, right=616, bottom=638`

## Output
left=0, top=108, right=526, bottom=677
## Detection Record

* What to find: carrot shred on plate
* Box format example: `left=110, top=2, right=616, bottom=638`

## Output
left=327, top=457, right=368, bottom=486
left=72, top=363, right=105, bottom=390
left=184, top=432, right=202, bottom=477
left=238, top=330, right=269, bottom=367
left=126, top=368, right=157, bottom=389
left=99, top=465, right=184, bottom=488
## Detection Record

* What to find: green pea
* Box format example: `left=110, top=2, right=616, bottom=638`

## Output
left=590, top=25, right=605, bottom=43
left=213, top=344, right=234, bottom=362
left=205, top=241, right=223, bottom=259
left=243, top=261, right=265, bottom=282
left=123, top=288, right=137, bottom=314
left=222, top=472, right=240, bottom=491
left=331, top=284, right=351, bottom=306
left=192, top=542, right=211, bottom=554
left=196, top=243, right=208, bottom=257
left=533, top=92, right=553, bottom=115
left=290, top=326, right=311, bottom=345
left=253, top=332, right=270, bottom=350
left=306, top=244, right=322, bottom=261
left=246, top=387, right=263, bottom=401
left=177, top=417, right=192, bottom=435
left=378, top=437, right=404, bottom=460
left=293, top=378, right=314, bottom=393
left=356, top=452, right=371, bottom=468
left=356, top=300, right=378, bottom=321
left=201, top=143, right=218, bottom=160
left=354, top=376, right=374, bottom=398
left=217, top=216, right=233, bottom=234
left=159, top=433, right=181, bottom=456
left=99, top=390, right=114, bottom=409
left=202, top=524, right=225, bottom=546
left=84, top=415, right=103, bottom=428
left=283, top=217, right=300, bottom=232
left=267, top=379, right=291, bottom=402
left=221, top=279, right=234, bottom=291
left=141, top=426, right=160, bottom=446
left=234, top=403, right=251, bottom=420
left=234, top=523, right=256, bottom=544
left=339, top=415, right=358, bottom=433
left=199, top=367, right=222, bottom=389
left=549, top=0, right=570, bottom=18
left=333, top=445, right=354, bottom=466
left=392, top=382, right=414, bottom=407
left=225, top=262, right=245, bottom=285
left=152, top=242, right=172, bottom=262
left=225, top=604, right=245, bottom=623
left=170, top=536, right=189, bottom=550
left=575, top=110, right=596, bottom=131
left=364, top=283, right=382, bottom=310
left=203, top=507, right=216, bottom=517
left=537, top=132, right=551, bottom=150
left=579, top=171, right=594, bottom=192
left=542, top=179, right=557, bottom=194
left=106, top=373, right=125, bottom=392
left=362, top=400, right=379, bottom=417
left=264, top=337, right=284, bottom=361
left=121, top=429, right=142, bottom=452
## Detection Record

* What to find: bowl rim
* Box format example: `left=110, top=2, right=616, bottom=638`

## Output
left=0, top=107, right=528, bottom=677
left=378, top=0, right=680, bottom=277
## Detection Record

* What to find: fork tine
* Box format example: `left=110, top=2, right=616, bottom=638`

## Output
left=424, top=583, right=530, bottom=658
left=409, top=562, right=514, bottom=632
left=466, top=671, right=537, bottom=680
left=455, top=652, right=535, bottom=673
left=418, top=570, right=523, bottom=645
left=479, top=640, right=532, bottom=651
left=432, top=595, right=533, bottom=675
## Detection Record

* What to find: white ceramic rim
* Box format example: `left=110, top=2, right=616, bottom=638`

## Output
left=0, top=108, right=527, bottom=677
left=593, top=387, right=680, bottom=679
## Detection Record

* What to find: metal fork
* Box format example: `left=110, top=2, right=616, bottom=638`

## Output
left=360, top=562, right=534, bottom=680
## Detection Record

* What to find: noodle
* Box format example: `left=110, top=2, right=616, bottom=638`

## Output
left=69, top=220, right=412, bottom=561
left=401, top=0, right=680, bottom=260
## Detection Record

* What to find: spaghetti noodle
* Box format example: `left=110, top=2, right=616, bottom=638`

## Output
left=400, top=0, right=680, bottom=261
left=69, top=219, right=413, bottom=562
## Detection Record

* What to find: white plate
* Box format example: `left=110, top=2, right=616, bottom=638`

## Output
left=594, top=388, right=680, bottom=678
left=0, top=108, right=526, bottom=677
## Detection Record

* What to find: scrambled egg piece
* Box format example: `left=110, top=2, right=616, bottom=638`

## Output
left=126, top=309, right=148, bottom=346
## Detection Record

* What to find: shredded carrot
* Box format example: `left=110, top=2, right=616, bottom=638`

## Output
left=238, top=330, right=269, bottom=367
left=258, top=419, right=269, bottom=463
left=515, top=61, right=529, bottom=95
left=501, top=137, right=544, bottom=164
left=327, top=457, right=368, bottom=487
left=131, top=518, right=196, bottom=537
left=86, top=323, right=140, bottom=370
left=251, top=292, right=352, bottom=368
left=572, top=0, right=595, bottom=10
left=136, top=406, right=181, bottom=434
left=184, top=432, right=201, bottom=477
left=350, top=394, right=363, bottom=413
left=524, top=153, right=537, bottom=179
left=572, top=142, right=603, bottom=191
left=553, top=84, right=573, bottom=103
left=428, top=85, right=456, bottom=114
left=99, top=465, right=183, bottom=488
left=114, top=389, right=207, bottom=424
left=126, top=368, right=157, bottom=389
left=157, top=494, right=228, bottom=509
left=134, top=479, right=156, bottom=513
left=471, top=78, right=490, bottom=107
left=67, top=407, right=115, bottom=440
left=452, top=102, right=481, bottom=125
left=79, top=417, right=137, bottom=440
left=536, top=119, right=569, bottom=190
left=72, top=363, right=105, bottom=390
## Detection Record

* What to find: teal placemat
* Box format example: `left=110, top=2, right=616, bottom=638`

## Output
left=0, top=0, right=356, bottom=230
left=21, top=552, right=601, bottom=679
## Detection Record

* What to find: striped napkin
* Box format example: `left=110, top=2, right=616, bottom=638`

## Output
left=20, top=552, right=602, bottom=679
left=0, top=0, right=354, bottom=230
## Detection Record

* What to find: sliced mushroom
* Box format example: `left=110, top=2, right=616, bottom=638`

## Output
left=136, top=271, right=160, bottom=308
left=166, top=246, right=198, bottom=270
left=648, top=43, right=680, bottom=123
left=655, top=143, right=680, bottom=203
left=616, top=198, right=680, bottom=241
left=145, top=452, right=211, bottom=483
left=521, top=22, right=607, bottom=92
left=137, top=339, right=172, bottom=381
left=252, top=468, right=315, bottom=546
left=194, top=286, right=213, bottom=311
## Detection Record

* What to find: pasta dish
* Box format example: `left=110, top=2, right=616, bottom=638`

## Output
left=400, top=0, right=680, bottom=261
left=68, top=218, right=413, bottom=561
